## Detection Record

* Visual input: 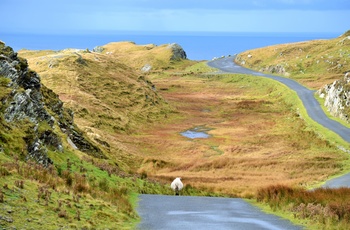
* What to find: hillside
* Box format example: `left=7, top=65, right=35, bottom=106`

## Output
left=235, top=31, right=350, bottom=125
left=236, top=31, right=350, bottom=89
left=92, top=41, right=187, bottom=70
left=4, top=35, right=350, bottom=229
left=18, top=39, right=350, bottom=196
left=18, top=42, right=188, bottom=171
left=0, top=41, right=200, bottom=229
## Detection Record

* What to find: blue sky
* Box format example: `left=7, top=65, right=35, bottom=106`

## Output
left=1, top=0, right=349, bottom=34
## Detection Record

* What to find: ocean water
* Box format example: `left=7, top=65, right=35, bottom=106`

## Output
left=0, top=32, right=340, bottom=60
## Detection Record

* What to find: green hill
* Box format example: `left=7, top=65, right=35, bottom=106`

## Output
left=0, top=41, right=198, bottom=229
left=2, top=32, right=350, bottom=229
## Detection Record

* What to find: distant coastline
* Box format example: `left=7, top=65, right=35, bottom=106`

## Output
left=0, top=32, right=339, bottom=60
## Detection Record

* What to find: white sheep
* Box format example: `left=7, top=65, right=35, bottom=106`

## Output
left=170, top=177, right=183, bottom=196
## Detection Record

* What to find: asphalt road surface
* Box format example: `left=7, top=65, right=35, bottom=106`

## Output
left=137, top=195, right=303, bottom=230
left=137, top=57, right=350, bottom=229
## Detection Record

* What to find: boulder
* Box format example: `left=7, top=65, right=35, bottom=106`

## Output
left=92, top=46, right=104, bottom=53
left=168, top=43, right=187, bottom=60
left=317, top=73, right=350, bottom=122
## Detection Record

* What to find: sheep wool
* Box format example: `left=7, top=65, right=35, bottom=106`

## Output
left=171, top=177, right=183, bottom=196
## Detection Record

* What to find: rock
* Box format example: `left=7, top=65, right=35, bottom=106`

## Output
left=141, top=64, right=152, bottom=73
left=48, top=59, right=58, bottom=68
left=317, top=73, right=350, bottom=122
left=0, top=41, right=106, bottom=166
left=92, top=46, right=104, bottom=53
left=167, top=43, right=187, bottom=60
left=0, top=215, right=13, bottom=223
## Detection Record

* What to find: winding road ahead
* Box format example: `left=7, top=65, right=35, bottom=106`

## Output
left=208, top=57, right=350, bottom=143
left=137, top=57, right=350, bottom=230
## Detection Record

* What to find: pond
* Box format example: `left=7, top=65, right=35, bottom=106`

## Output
left=180, top=126, right=211, bottom=139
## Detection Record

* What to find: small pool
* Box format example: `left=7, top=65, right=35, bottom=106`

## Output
left=180, top=127, right=211, bottom=139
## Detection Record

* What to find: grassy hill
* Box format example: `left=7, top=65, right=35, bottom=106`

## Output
left=1, top=41, right=208, bottom=229
left=3, top=34, right=350, bottom=229
left=19, top=45, right=177, bottom=172
left=18, top=39, right=350, bottom=196
left=236, top=31, right=350, bottom=89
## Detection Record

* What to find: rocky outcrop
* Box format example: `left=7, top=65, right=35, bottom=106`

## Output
left=318, top=72, right=350, bottom=122
left=0, top=41, right=105, bottom=166
left=92, top=46, right=104, bottom=53
left=168, top=43, right=187, bottom=60
left=259, top=65, right=288, bottom=76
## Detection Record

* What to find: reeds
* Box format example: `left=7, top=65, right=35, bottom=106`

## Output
left=257, top=185, right=350, bottom=228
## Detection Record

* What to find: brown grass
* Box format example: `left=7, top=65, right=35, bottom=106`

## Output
left=236, top=33, right=350, bottom=89
left=18, top=41, right=350, bottom=198
left=129, top=73, right=348, bottom=197
left=257, top=185, right=350, bottom=228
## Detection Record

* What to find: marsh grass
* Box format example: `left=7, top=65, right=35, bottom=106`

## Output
left=257, top=185, right=350, bottom=229
left=132, top=70, right=350, bottom=197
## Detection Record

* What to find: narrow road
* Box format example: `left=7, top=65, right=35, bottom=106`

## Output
left=208, top=57, right=350, bottom=143
left=137, top=195, right=303, bottom=230
left=208, top=57, right=350, bottom=190
left=137, top=57, right=350, bottom=230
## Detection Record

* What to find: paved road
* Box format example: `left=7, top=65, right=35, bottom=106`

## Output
left=207, top=57, right=350, bottom=189
left=137, top=57, right=350, bottom=230
left=137, top=195, right=303, bottom=230
left=208, top=57, right=350, bottom=143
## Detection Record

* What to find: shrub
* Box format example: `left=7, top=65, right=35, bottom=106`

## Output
left=98, top=178, right=109, bottom=192
left=73, top=173, right=89, bottom=193
left=0, top=190, right=4, bottom=202
left=58, top=209, right=68, bottom=218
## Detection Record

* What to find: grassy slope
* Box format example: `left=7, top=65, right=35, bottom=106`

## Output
left=19, top=45, right=176, bottom=172
left=0, top=43, right=207, bottom=229
left=14, top=37, right=350, bottom=229
left=135, top=66, right=350, bottom=197
left=236, top=31, right=350, bottom=89
left=234, top=31, right=350, bottom=228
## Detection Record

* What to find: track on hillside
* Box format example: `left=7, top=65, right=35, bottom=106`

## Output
left=208, top=57, right=350, bottom=144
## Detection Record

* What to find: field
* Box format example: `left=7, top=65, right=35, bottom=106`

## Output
left=15, top=38, right=350, bottom=228
left=129, top=64, right=350, bottom=197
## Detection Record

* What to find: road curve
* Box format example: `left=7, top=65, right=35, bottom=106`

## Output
left=137, top=194, right=303, bottom=230
left=208, top=57, right=350, bottom=143
left=137, top=57, right=350, bottom=230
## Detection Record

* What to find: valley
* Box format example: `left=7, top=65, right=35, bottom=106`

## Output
left=1, top=31, right=350, bottom=229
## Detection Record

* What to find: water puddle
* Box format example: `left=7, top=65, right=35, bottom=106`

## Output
left=180, top=126, right=211, bottom=139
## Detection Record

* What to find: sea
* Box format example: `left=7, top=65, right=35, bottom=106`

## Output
left=0, top=32, right=341, bottom=61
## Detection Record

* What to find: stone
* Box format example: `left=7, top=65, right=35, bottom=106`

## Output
left=317, top=73, right=350, bottom=122
left=0, top=41, right=106, bottom=166
left=92, top=46, right=104, bottom=53
left=141, top=64, right=152, bottom=73
left=167, top=43, right=187, bottom=60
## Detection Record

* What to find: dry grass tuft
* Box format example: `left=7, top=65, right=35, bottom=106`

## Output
left=257, top=185, right=350, bottom=228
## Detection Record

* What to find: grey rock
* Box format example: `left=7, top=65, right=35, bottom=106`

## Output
left=0, top=41, right=106, bottom=166
left=92, top=46, right=104, bottom=53
left=141, top=64, right=152, bottom=73
left=168, top=43, right=187, bottom=60
left=317, top=73, right=350, bottom=122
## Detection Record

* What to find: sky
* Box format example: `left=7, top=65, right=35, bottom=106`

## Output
left=1, top=0, right=349, bottom=34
